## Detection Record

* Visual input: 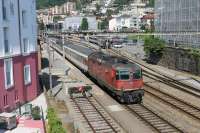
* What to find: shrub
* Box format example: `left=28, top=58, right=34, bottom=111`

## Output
left=47, top=108, right=66, bottom=133
left=32, top=106, right=41, bottom=120
left=144, top=36, right=165, bottom=56
left=144, top=36, right=166, bottom=64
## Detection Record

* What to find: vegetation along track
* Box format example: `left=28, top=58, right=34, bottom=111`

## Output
left=55, top=34, right=200, bottom=99
left=125, top=104, right=183, bottom=133
left=145, top=85, right=200, bottom=122
left=72, top=97, right=121, bottom=133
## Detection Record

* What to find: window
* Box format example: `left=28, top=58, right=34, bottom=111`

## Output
left=10, top=2, right=14, bottom=15
left=23, top=38, right=29, bottom=53
left=22, top=10, right=27, bottom=27
left=116, top=70, right=130, bottom=80
left=3, top=27, right=10, bottom=54
left=24, top=65, right=31, bottom=84
left=2, top=0, right=7, bottom=20
left=4, top=59, right=14, bottom=88
left=133, top=70, right=142, bottom=79
left=4, top=95, right=8, bottom=106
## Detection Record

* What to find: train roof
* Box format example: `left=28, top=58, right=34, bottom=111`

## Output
left=54, top=37, right=94, bottom=56
left=65, top=43, right=94, bottom=56
left=88, top=52, right=141, bottom=70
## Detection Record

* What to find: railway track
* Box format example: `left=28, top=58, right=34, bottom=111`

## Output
left=51, top=35, right=200, bottom=99
left=110, top=49, right=200, bottom=98
left=72, top=97, right=121, bottom=133
left=144, top=85, right=200, bottom=121
left=143, top=72, right=200, bottom=98
left=126, top=104, right=183, bottom=133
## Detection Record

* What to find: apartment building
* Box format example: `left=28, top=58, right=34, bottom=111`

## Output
left=0, top=0, right=38, bottom=112
left=63, top=16, right=97, bottom=31
left=155, top=0, right=200, bottom=48
left=109, top=15, right=141, bottom=31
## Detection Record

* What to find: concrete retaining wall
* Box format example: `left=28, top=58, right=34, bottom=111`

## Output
left=158, top=47, right=200, bottom=75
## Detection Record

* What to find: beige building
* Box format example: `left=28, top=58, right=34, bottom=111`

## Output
left=49, top=2, right=76, bottom=15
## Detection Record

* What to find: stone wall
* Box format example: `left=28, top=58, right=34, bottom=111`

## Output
left=158, top=47, right=200, bottom=75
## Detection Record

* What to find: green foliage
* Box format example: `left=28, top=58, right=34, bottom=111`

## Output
left=114, top=0, right=131, bottom=6
left=188, top=49, right=200, bottom=58
left=75, top=0, right=82, bottom=10
left=106, top=9, right=113, bottom=17
left=47, top=108, right=66, bottom=133
left=98, top=19, right=109, bottom=30
left=80, top=18, right=89, bottom=31
left=147, top=0, right=155, bottom=7
left=32, top=106, right=41, bottom=120
left=36, top=0, right=67, bottom=9
left=95, top=4, right=101, bottom=12
left=53, top=16, right=62, bottom=22
left=144, top=36, right=166, bottom=56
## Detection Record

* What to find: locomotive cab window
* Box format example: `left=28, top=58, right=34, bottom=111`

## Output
left=116, top=70, right=130, bottom=80
left=133, top=69, right=142, bottom=79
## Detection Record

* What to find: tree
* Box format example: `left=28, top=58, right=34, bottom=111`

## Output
left=147, top=0, right=155, bottom=7
left=106, top=9, right=113, bottom=17
left=80, top=18, right=89, bottom=31
left=53, top=16, right=62, bottom=22
left=144, top=36, right=165, bottom=64
left=95, top=4, right=101, bottom=12
left=98, top=19, right=109, bottom=30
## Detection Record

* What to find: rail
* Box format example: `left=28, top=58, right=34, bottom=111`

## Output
left=72, top=97, right=119, bottom=133
left=126, top=104, right=183, bottom=133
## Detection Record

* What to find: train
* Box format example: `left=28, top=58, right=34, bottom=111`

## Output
left=88, top=36, right=111, bottom=49
left=61, top=42, right=144, bottom=103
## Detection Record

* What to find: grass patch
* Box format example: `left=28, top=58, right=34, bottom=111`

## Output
left=47, top=108, right=66, bottom=133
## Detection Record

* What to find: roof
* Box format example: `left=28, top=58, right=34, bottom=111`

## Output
left=89, top=52, right=141, bottom=71
left=0, top=112, right=16, bottom=118
left=141, top=14, right=154, bottom=20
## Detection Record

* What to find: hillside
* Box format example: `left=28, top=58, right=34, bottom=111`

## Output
left=36, top=0, right=67, bottom=9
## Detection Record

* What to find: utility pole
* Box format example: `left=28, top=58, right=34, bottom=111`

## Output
left=62, top=34, right=65, bottom=58
left=47, top=37, right=53, bottom=95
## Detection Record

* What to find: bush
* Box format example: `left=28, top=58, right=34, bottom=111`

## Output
left=32, top=106, right=41, bottom=120
left=47, top=108, right=66, bottom=133
left=144, top=36, right=165, bottom=64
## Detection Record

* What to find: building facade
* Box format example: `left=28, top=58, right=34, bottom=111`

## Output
left=109, top=15, right=140, bottom=31
left=63, top=16, right=97, bottom=31
left=0, top=0, right=38, bottom=112
left=155, top=0, right=200, bottom=48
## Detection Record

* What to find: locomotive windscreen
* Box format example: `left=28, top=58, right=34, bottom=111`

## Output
left=116, top=70, right=130, bottom=80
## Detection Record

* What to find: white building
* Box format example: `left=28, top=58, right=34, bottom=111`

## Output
left=109, top=15, right=140, bottom=31
left=63, top=16, right=97, bottom=31
left=0, top=0, right=38, bottom=112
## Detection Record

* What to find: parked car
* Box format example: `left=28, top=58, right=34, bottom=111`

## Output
left=113, top=43, right=123, bottom=48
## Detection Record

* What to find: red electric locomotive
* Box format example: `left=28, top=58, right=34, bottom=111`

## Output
left=87, top=52, right=144, bottom=103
